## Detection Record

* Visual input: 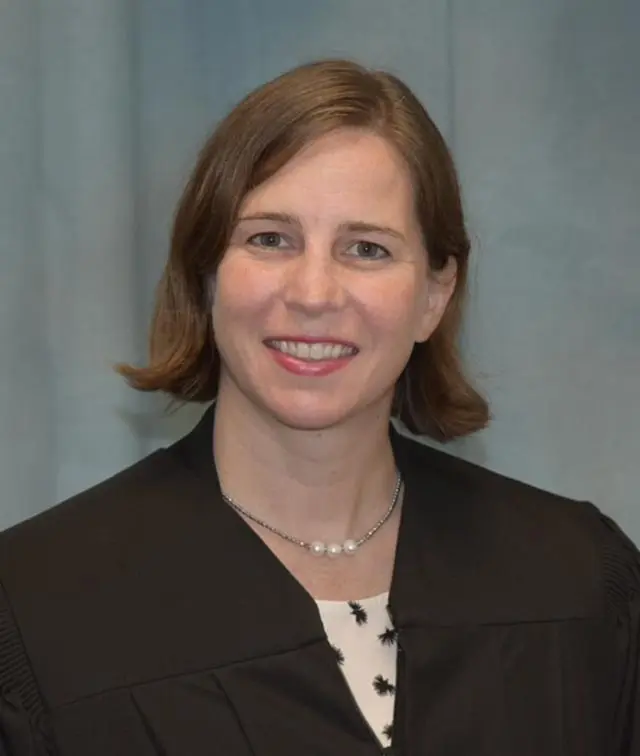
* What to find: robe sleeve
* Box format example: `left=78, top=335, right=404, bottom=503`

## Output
left=0, top=584, right=56, bottom=755
left=600, top=513, right=640, bottom=755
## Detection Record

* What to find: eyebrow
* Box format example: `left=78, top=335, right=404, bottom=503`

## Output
left=237, top=212, right=407, bottom=243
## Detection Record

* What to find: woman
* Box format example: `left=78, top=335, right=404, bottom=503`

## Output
left=0, top=59, right=638, bottom=756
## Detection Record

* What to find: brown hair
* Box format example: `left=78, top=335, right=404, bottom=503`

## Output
left=117, top=59, right=489, bottom=440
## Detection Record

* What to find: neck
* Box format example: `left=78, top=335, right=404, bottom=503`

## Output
left=212, top=389, right=399, bottom=544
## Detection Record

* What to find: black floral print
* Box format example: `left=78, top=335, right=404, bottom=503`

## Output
left=373, top=674, right=396, bottom=696
left=318, top=594, right=396, bottom=747
left=348, top=601, right=368, bottom=625
left=378, top=626, right=397, bottom=646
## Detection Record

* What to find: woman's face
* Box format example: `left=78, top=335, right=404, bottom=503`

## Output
left=212, top=128, right=456, bottom=431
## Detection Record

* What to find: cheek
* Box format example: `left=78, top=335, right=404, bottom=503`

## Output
left=213, top=257, right=273, bottom=323
left=357, top=276, right=426, bottom=340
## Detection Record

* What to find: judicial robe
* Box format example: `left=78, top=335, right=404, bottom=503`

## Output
left=0, top=406, right=639, bottom=755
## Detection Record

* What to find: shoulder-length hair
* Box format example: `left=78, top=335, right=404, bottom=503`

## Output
left=117, top=59, right=489, bottom=441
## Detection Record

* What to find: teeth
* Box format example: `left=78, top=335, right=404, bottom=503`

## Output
left=270, top=340, right=356, bottom=361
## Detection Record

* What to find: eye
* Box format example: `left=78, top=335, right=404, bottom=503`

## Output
left=247, top=232, right=289, bottom=249
left=347, top=240, right=391, bottom=260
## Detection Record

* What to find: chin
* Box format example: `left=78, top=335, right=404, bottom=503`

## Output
left=218, top=367, right=395, bottom=433
left=266, top=401, right=352, bottom=432
left=257, top=388, right=390, bottom=433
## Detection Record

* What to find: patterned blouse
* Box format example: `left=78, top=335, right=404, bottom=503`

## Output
left=316, top=592, right=397, bottom=747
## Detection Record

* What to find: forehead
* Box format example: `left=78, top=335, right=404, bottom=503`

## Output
left=240, top=129, right=417, bottom=228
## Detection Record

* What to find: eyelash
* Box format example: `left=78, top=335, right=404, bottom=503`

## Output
left=248, top=232, right=289, bottom=249
left=349, top=241, right=390, bottom=260
left=246, top=233, right=391, bottom=260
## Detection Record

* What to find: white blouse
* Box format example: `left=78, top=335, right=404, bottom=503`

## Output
left=316, top=592, right=397, bottom=747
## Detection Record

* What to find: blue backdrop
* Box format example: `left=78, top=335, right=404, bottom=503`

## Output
left=1, top=0, right=638, bottom=536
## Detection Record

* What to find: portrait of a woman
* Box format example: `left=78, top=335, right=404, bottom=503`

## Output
left=0, top=59, right=638, bottom=755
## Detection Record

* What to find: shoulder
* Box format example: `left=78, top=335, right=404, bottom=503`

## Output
left=393, top=425, right=595, bottom=523
left=0, top=445, right=183, bottom=621
left=394, top=428, right=640, bottom=619
left=0, top=438, right=220, bottom=708
left=0, top=451, right=178, bottom=732
left=0, top=408, right=224, bottom=606
left=0, top=447, right=177, bottom=573
left=0, top=446, right=182, bottom=637
left=0, top=431, right=216, bottom=615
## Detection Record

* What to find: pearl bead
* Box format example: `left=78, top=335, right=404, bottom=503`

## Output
left=343, top=539, right=358, bottom=555
left=326, top=543, right=343, bottom=558
left=310, top=541, right=326, bottom=556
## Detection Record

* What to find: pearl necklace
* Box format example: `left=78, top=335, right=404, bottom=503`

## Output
left=221, top=472, right=403, bottom=558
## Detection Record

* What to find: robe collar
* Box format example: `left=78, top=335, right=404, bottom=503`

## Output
left=173, top=403, right=598, bottom=641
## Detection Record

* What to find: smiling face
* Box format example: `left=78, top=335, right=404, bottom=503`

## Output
left=211, top=128, right=456, bottom=431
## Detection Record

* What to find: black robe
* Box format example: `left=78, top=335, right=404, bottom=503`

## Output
left=1, top=406, right=639, bottom=755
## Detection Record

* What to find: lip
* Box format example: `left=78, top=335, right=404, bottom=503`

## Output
left=264, top=338, right=358, bottom=377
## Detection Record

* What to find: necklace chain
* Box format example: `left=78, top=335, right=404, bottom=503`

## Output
left=221, top=472, right=403, bottom=558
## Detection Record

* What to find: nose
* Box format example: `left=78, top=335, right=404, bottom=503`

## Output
left=282, top=248, right=343, bottom=315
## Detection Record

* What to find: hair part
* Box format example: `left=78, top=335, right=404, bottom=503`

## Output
left=116, top=59, right=490, bottom=440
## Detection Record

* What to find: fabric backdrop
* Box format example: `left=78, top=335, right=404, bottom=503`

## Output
left=1, top=0, right=638, bottom=536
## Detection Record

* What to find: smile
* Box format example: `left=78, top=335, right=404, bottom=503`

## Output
left=266, top=340, right=358, bottom=362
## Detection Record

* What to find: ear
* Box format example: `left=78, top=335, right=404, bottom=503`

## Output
left=415, top=256, right=458, bottom=344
